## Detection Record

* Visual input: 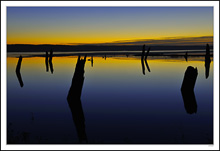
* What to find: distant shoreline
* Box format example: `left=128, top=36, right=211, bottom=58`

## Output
left=7, top=44, right=213, bottom=52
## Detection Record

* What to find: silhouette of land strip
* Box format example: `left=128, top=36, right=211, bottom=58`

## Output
left=67, top=55, right=88, bottom=143
left=15, top=56, right=24, bottom=87
left=7, top=44, right=213, bottom=61
left=181, top=66, right=198, bottom=114
left=7, top=44, right=213, bottom=52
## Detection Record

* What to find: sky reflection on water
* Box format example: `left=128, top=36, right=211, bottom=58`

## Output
left=7, top=54, right=213, bottom=144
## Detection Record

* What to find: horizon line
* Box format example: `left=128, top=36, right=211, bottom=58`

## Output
left=7, top=35, right=213, bottom=46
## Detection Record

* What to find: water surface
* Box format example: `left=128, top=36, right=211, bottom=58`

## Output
left=7, top=52, right=213, bottom=144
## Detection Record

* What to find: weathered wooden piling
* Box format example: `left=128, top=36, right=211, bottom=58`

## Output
left=181, top=66, right=198, bottom=114
left=15, top=55, right=24, bottom=87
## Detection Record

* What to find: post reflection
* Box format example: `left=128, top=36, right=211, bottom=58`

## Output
left=141, top=59, right=145, bottom=75
left=45, top=51, right=49, bottom=72
left=205, top=44, right=211, bottom=79
left=141, top=45, right=145, bottom=75
left=181, top=66, right=198, bottom=114
left=141, top=45, right=151, bottom=74
left=88, top=56, right=93, bottom=67
left=91, top=56, right=93, bottom=67
left=15, top=55, right=24, bottom=87
left=67, top=55, right=88, bottom=143
left=49, top=50, right=54, bottom=74
left=144, top=47, right=151, bottom=72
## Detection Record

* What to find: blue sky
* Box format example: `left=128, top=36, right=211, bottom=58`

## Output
left=7, top=7, right=213, bottom=45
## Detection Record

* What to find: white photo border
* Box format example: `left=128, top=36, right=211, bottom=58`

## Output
left=1, top=1, right=219, bottom=150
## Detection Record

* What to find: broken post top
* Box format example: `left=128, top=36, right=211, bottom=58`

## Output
left=181, top=66, right=198, bottom=91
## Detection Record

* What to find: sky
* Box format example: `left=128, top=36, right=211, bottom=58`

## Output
left=7, top=7, right=213, bottom=45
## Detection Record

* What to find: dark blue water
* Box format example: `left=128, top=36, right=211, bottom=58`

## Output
left=7, top=53, right=213, bottom=144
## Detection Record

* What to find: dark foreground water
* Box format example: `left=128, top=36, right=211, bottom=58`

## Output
left=7, top=52, right=213, bottom=144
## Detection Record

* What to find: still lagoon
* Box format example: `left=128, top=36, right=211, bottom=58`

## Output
left=7, top=51, right=213, bottom=144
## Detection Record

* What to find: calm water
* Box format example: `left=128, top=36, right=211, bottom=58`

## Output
left=7, top=52, right=213, bottom=144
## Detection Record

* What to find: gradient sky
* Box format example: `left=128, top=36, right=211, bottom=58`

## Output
left=7, top=7, right=213, bottom=45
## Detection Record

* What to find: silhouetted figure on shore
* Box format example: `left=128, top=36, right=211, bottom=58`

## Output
left=105, top=54, right=106, bottom=60
left=181, top=66, right=198, bottom=114
left=45, top=51, right=49, bottom=72
left=15, top=55, right=24, bottom=87
left=184, top=51, right=188, bottom=62
left=67, top=55, right=88, bottom=143
left=205, top=44, right=211, bottom=79
left=49, top=50, right=54, bottom=74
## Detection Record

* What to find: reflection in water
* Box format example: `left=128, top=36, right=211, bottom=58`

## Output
left=205, top=44, right=211, bottom=79
left=184, top=51, right=188, bottom=62
left=15, top=55, right=24, bottom=87
left=88, top=56, right=93, bottom=67
left=141, top=45, right=145, bottom=75
left=7, top=54, right=213, bottom=144
left=141, top=45, right=151, bottom=74
left=91, top=56, right=93, bottom=67
left=144, top=59, right=151, bottom=72
left=141, top=59, right=145, bottom=75
left=49, top=50, right=54, bottom=74
left=144, top=47, right=151, bottom=72
left=49, top=61, right=54, bottom=74
left=181, top=66, right=198, bottom=114
left=67, top=55, right=88, bottom=143
left=102, top=54, right=107, bottom=60
left=45, top=51, right=49, bottom=72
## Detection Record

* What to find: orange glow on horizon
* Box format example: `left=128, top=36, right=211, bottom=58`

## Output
left=7, top=35, right=213, bottom=45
